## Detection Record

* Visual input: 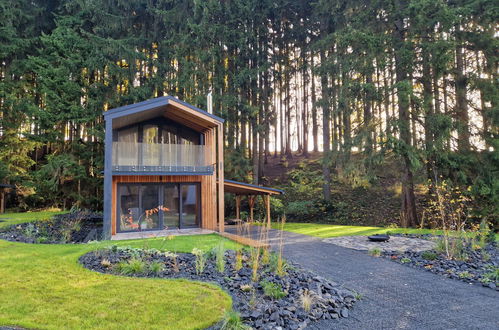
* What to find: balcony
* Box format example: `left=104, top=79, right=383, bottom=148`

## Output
left=112, top=142, right=213, bottom=174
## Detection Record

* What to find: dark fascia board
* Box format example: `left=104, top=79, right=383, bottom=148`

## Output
left=224, top=179, right=284, bottom=194
left=103, top=95, right=225, bottom=123
left=112, top=171, right=214, bottom=176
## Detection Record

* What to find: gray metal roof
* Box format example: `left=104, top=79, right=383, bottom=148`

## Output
left=103, top=95, right=225, bottom=123
left=224, top=179, right=284, bottom=194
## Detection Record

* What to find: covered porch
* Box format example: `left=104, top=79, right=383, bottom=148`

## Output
left=223, top=179, right=283, bottom=227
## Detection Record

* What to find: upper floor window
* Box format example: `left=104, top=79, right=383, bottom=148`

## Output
left=114, top=118, right=201, bottom=145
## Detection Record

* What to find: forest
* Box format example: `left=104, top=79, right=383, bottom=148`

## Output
left=0, top=0, right=497, bottom=229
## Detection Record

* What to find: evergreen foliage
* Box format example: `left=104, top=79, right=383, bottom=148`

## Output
left=0, top=0, right=496, bottom=227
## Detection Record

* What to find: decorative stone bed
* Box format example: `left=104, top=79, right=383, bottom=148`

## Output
left=323, top=235, right=436, bottom=252
left=0, top=212, right=103, bottom=244
left=80, top=247, right=357, bottom=329
left=381, top=235, right=499, bottom=291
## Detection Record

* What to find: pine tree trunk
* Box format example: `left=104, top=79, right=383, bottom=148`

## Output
left=320, top=48, right=331, bottom=201
left=393, top=8, right=418, bottom=228
left=454, top=25, right=470, bottom=152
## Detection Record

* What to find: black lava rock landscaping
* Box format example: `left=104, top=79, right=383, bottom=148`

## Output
left=380, top=235, right=498, bottom=291
left=80, top=247, right=356, bottom=329
left=0, top=211, right=103, bottom=244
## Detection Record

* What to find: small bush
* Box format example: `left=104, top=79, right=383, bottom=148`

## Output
left=116, top=258, right=146, bottom=275
left=260, top=280, right=287, bottom=299
left=101, top=259, right=112, bottom=268
left=23, top=223, right=37, bottom=238
left=483, top=267, right=499, bottom=283
left=458, top=271, right=473, bottom=279
left=400, top=257, right=411, bottom=264
left=234, top=250, right=243, bottom=271
left=249, top=247, right=260, bottom=282
left=368, top=247, right=381, bottom=257
left=192, top=248, right=207, bottom=275
left=219, top=311, right=250, bottom=330
left=164, top=251, right=179, bottom=272
left=240, top=284, right=253, bottom=292
left=213, top=241, right=226, bottom=273
left=300, top=290, right=315, bottom=312
left=421, top=251, right=437, bottom=261
left=148, top=261, right=164, bottom=274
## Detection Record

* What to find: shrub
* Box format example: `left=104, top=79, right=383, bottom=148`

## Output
left=234, top=250, right=243, bottom=271
left=269, top=252, right=289, bottom=276
left=458, top=271, right=473, bottom=279
left=164, top=251, right=179, bottom=272
left=400, top=257, right=411, bottom=264
left=23, top=223, right=37, bottom=238
left=192, top=248, right=207, bottom=275
left=213, top=241, right=225, bottom=273
left=219, top=311, right=250, bottom=330
left=368, top=247, right=382, bottom=257
left=100, top=259, right=112, bottom=268
left=421, top=251, right=437, bottom=261
left=300, top=290, right=315, bottom=312
left=249, top=247, right=260, bottom=282
left=148, top=261, right=164, bottom=274
left=115, top=258, right=146, bottom=275
left=240, top=284, right=252, bottom=292
left=482, top=267, right=499, bottom=283
left=260, top=280, right=287, bottom=299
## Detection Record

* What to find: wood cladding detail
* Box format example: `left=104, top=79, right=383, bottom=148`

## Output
left=218, top=232, right=269, bottom=248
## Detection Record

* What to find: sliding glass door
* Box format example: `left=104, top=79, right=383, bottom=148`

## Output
left=180, top=184, right=199, bottom=227
left=163, top=184, right=180, bottom=228
left=117, top=182, right=200, bottom=232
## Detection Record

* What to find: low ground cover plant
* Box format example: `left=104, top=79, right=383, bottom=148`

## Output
left=260, top=279, right=287, bottom=299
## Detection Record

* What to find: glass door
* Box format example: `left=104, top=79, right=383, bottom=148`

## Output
left=117, top=182, right=200, bottom=232
left=118, top=185, right=140, bottom=231
left=180, top=184, right=199, bottom=228
left=140, top=185, right=160, bottom=230
left=162, top=184, right=180, bottom=229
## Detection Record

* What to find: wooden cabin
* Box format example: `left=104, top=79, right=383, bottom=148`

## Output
left=103, top=96, right=282, bottom=239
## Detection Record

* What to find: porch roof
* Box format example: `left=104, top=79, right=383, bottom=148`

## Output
left=103, top=95, right=224, bottom=132
left=223, top=179, right=284, bottom=196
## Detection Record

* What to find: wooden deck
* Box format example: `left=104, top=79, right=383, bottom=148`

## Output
left=219, top=231, right=269, bottom=248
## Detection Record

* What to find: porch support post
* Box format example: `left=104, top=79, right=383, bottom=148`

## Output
left=0, top=189, right=5, bottom=214
left=264, top=194, right=271, bottom=228
left=217, top=123, right=225, bottom=232
left=103, top=118, right=113, bottom=239
left=248, top=195, right=255, bottom=223
left=235, top=195, right=241, bottom=220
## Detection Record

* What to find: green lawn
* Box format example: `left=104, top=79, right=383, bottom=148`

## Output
left=268, top=222, right=499, bottom=240
left=0, top=210, right=66, bottom=228
left=0, top=212, right=240, bottom=330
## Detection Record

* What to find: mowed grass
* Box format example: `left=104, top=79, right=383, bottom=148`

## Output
left=0, top=212, right=240, bottom=330
left=268, top=222, right=499, bottom=241
left=0, top=210, right=66, bottom=228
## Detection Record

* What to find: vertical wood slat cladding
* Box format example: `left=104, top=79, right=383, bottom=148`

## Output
left=111, top=172, right=218, bottom=234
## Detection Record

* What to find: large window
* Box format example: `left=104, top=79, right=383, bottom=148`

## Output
left=115, top=118, right=200, bottom=146
left=113, top=118, right=207, bottom=172
left=117, top=183, right=200, bottom=232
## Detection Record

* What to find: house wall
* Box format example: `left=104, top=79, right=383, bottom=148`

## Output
left=111, top=174, right=217, bottom=234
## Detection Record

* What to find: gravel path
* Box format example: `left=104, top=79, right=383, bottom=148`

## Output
left=226, top=226, right=499, bottom=330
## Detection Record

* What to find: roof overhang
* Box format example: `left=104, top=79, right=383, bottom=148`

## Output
left=103, top=96, right=224, bottom=132
left=223, top=179, right=284, bottom=196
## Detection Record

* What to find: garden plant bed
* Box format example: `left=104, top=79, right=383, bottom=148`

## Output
left=0, top=212, right=102, bottom=244
left=80, top=246, right=357, bottom=329
left=380, top=234, right=499, bottom=291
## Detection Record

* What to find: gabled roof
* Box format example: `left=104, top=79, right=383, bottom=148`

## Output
left=223, top=179, right=284, bottom=195
left=103, top=96, right=224, bottom=131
